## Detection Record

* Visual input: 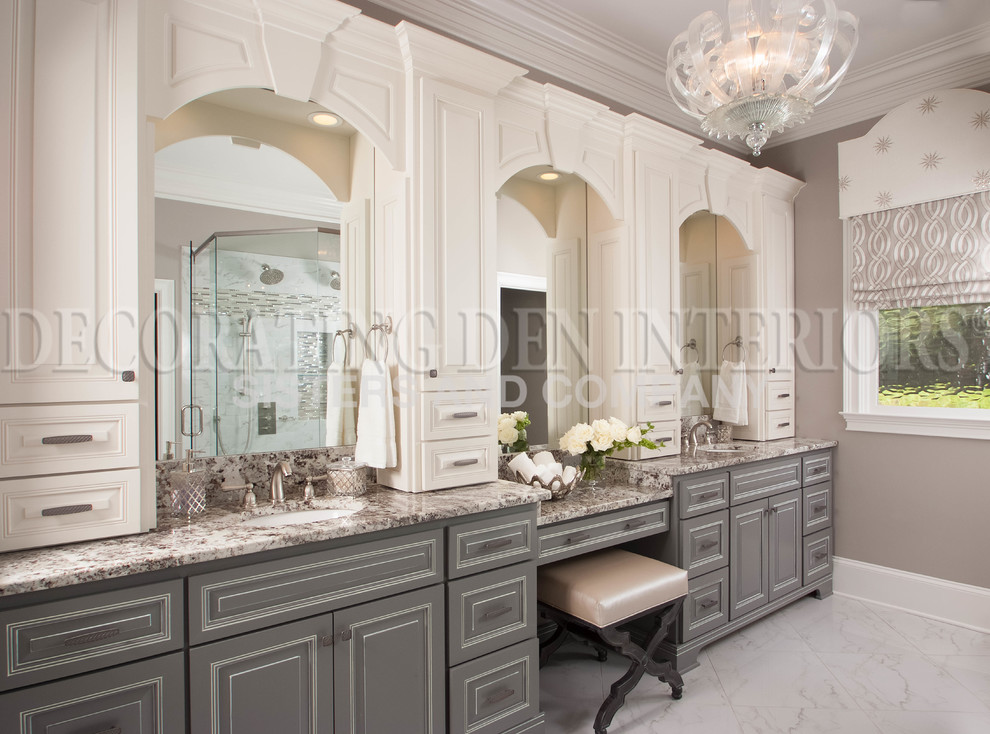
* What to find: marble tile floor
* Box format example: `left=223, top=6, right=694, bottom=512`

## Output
left=540, top=595, right=990, bottom=733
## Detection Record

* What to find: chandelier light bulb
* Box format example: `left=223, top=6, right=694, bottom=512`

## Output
left=666, top=0, right=858, bottom=155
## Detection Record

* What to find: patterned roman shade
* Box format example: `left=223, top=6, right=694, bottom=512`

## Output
left=849, top=190, right=990, bottom=310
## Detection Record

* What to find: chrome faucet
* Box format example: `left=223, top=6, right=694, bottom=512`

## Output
left=269, top=461, right=292, bottom=504
left=688, top=420, right=714, bottom=447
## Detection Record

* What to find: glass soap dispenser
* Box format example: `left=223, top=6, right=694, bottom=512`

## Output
left=170, top=449, right=208, bottom=517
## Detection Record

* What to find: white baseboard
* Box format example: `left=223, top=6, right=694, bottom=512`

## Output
left=833, top=556, right=990, bottom=633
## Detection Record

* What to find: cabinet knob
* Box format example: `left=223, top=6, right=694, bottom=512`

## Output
left=769, top=368, right=776, bottom=374
left=339, top=630, right=352, bottom=642
left=121, top=370, right=135, bottom=382
left=321, top=635, right=334, bottom=647
left=429, top=369, right=438, bottom=378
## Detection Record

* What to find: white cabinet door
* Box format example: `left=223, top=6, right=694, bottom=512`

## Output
left=761, top=195, right=795, bottom=377
left=417, top=79, right=497, bottom=392
left=0, top=0, right=140, bottom=404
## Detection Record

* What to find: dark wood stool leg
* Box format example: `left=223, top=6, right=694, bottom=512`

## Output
left=539, top=620, right=569, bottom=668
left=591, top=597, right=686, bottom=733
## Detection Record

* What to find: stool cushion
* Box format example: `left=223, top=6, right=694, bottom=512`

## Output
left=538, top=549, right=688, bottom=628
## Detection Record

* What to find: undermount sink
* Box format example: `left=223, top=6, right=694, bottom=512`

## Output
left=696, top=443, right=753, bottom=454
left=242, top=507, right=361, bottom=528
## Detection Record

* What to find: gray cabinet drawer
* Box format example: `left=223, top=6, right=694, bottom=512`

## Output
left=677, top=472, right=729, bottom=519
left=729, top=456, right=801, bottom=505
left=680, top=510, right=729, bottom=577
left=0, top=651, right=185, bottom=734
left=0, top=580, right=182, bottom=691
left=803, top=452, right=832, bottom=485
left=803, top=528, right=833, bottom=586
left=679, top=567, right=729, bottom=642
left=448, top=507, right=537, bottom=579
left=448, top=563, right=536, bottom=666
left=538, top=502, right=669, bottom=564
left=449, top=637, right=539, bottom=734
left=803, top=482, right=832, bottom=535
left=189, top=528, right=442, bottom=643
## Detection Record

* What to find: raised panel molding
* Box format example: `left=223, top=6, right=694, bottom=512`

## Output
left=580, top=146, right=621, bottom=213
left=496, top=120, right=544, bottom=174
left=165, top=19, right=252, bottom=85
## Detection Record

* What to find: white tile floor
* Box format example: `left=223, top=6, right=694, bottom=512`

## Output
left=540, top=595, right=990, bottom=733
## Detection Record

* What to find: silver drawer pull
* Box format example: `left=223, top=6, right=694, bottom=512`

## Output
left=658, top=436, right=673, bottom=443
left=93, top=728, right=122, bottom=734
left=698, top=599, right=718, bottom=610
left=567, top=532, right=592, bottom=544
left=656, top=400, right=673, bottom=406
left=41, top=434, right=94, bottom=445
left=809, top=466, right=826, bottom=475
left=481, top=538, right=513, bottom=551
left=777, top=422, right=791, bottom=428
left=697, top=539, right=718, bottom=551
left=624, top=519, right=647, bottom=530
left=811, top=504, right=826, bottom=516
left=64, top=627, right=120, bottom=647
left=482, top=605, right=513, bottom=621
left=452, top=411, right=479, bottom=419
left=812, top=550, right=828, bottom=562
left=484, top=688, right=516, bottom=706
left=452, top=458, right=479, bottom=467
left=777, top=393, right=791, bottom=398
left=695, top=490, right=721, bottom=501
left=42, top=504, right=94, bottom=517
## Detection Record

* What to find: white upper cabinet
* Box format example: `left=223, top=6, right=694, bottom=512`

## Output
left=0, top=0, right=141, bottom=404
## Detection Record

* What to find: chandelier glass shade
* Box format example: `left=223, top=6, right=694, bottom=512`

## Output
left=666, top=0, right=858, bottom=155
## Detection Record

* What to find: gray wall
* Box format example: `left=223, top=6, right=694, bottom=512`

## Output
left=757, top=122, right=990, bottom=589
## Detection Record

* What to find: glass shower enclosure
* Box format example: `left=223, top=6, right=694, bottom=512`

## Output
left=187, top=227, right=351, bottom=456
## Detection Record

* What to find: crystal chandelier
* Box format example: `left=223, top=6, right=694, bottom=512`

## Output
left=666, top=0, right=858, bottom=155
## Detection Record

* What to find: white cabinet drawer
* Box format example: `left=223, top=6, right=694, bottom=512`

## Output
left=0, top=469, right=141, bottom=551
left=422, top=438, right=495, bottom=491
left=637, top=384, right=679, bottom=423
left=647, top=420, right=681, bottom=458
left=421, top=391, right=495, bottom=440
left=0, top=403, right=139, bottom=478
left=765, top=408, right=795, bottom=440
left=765, top=382, right=795, bottom=412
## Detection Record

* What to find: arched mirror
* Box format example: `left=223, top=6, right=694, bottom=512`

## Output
left=678, top=211, right=753, bottom=417
left=153, top=89, right=377, bottom=458
left=496, top=166, right=620, bottom=448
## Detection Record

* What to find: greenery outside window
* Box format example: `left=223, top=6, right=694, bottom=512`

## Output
left=878, top=303, right=990, bottom=411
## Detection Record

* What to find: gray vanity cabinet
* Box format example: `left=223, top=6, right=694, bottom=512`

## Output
left=768, top=489, right=803, bottom=601
left=333, top=585, right=446, bottom=734
left=728, top=500, right=769, bottom=619
left=189, top=613, right=335, bottom=734
left=0, top=652, right=184, bottom=734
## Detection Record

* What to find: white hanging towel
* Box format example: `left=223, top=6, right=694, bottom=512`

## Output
left=354, top=359, right=396, bottom=468
left=325, top=363, right=356, bottom=446
left=713, top=360, right=748, bottom=426
left=680, top=361, right=706, bottom=417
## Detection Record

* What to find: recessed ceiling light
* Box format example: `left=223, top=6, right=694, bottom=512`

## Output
left=539, top=171, right=560, bottom=181
left=308, top=111, right=341, bottom=127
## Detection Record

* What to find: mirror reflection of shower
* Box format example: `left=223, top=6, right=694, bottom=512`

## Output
left=189, top=227, right=346, bottom=456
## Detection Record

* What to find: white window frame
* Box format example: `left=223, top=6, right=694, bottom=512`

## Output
left=840, top=220, right=990, bottom=440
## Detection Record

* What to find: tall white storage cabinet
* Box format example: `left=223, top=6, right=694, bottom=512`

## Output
left=0, top=0, right=145, bottom=550
left=377, top=27, right=524, bottom=493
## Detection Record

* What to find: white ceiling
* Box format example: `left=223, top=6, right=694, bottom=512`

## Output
left=362, top=0, right=990, bottom=151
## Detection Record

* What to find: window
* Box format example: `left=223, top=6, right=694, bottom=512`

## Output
left=878, top=303, right=990, bottom=410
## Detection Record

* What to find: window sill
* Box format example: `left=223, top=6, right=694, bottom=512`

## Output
left=841, top=411, right=990, bottom=440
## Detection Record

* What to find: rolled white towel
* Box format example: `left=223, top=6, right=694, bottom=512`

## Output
left=532, top=451, right=556, bottom=466
left=562, top=465, right=577, bottom=484
left=508, top=453, right=538, bottom=483
left=535, top=465, right=557, bottom=487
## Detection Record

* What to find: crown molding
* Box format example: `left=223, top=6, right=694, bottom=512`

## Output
left=156, top=165, right=343, bottom=222
left=365, top=1, right=990, bottom=153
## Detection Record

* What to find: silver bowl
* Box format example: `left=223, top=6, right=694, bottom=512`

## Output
left=513, top=468, right=585, bottom=500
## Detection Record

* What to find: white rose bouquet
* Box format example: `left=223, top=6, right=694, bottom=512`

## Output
left=558, top=417, right=659, bottom=481
left=497, top=411, right=531, bottom=453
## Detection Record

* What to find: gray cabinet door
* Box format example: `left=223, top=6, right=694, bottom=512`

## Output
left=729, top=500, right=769, bottom=620
left=768, top=489, right=802, bottom=602
left=334, top=584, right=445, bottom=734
left=189, top=613, right=334, bottom=734
left=0, top=652, right=184, bottom=734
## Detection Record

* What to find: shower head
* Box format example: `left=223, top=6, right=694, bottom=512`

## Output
left=328, top=270, right=341, bottom=290
left=260, top=264, right=284, bottom=285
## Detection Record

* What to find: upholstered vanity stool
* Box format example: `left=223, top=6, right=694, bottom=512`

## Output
left=537, top=549, right=689, bottom=734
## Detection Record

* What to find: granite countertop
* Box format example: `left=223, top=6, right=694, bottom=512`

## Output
left=0, top=437, right=835, bottom=598
left=0, top=480, right=550, bottom=598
